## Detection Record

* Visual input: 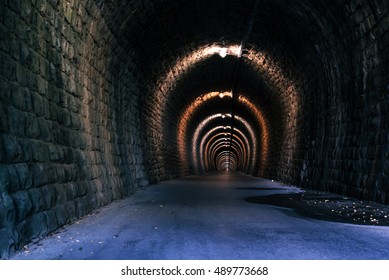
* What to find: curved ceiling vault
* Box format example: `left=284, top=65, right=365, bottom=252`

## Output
left=94, top=0, right=386, bottom=185
left=114, top=0, right=319, bottom=179
left=156, top=43, right=298, bottom=176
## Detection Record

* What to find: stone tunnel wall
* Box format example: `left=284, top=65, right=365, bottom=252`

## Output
left=0, top=0, right=146, bottom=258
left=299, top=1, right=389, bottom=203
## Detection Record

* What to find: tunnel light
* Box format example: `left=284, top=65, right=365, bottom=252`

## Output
left=204, top=45, right=242, bottom=59
left=219, top=48, right=227, bottom=58
left=156, top=42, right=299, bottom=176
left=219, top=93, right=225, bottom=98
left=222, top=114, right=226, bottom=118
left=236, top=45, right=242, bottom=57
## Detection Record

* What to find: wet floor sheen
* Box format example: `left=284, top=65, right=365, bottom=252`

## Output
left=11, top=173, right=389, bottom=260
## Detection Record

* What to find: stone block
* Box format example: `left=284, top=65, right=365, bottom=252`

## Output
left=66, top=201, right=76, bottom=219
left=8, top=0, right=20, bottom=12
left=10, top=86, right=25, bottom=111
left=0, top=166, right=11, bottom=193
left=53, top=205, right=68, bottom=227
left=26, top=72, right=37, bottom=92
left=1, top=53, right=16, bottom=81
left=14, top=163, right=32, bottom=190
left=78, top=181, right=87, bottom=196
left=2, top=134, right=22, bottom=163
left=43, top=209, right=58, bottom=232
left=48, top=144, right=59, bottom=162
left=0, top=28, right=9, bottom=53
left=75, top=197, right=86, bottom=217
left=0, top=228, right=14, bottom=259
left=19, top=139, right=33, bottom=162
left=38, top=118, right=50, bottom=141
left=30, top=163, right=48, bottom=187
left=31, top=92, right=45, bottom=117
left=29, top=49, right=40, bottom=74
left=11, top=191, right=33, bottom=222
left=29, top=212, right=48, bottom=239
left=63, top=183, right=73, bottom=201
left=25, top=116, right=40, bottom=138
left=0, top=103, right=8, bottom=133
left=16, top=64, right=28, bottom=87
left=8, top=33, right=20, bottom=61
left=24, top=89, right=33, bottom=112
left=28, top=188, right=45, bottom=212
left=32, top=141, right=49, bottom=162
left=19, top=0, right=32, bottom=23
left=42, top=163, right=55, bottom=183
left=0, top=188, right=16, bottom=230
left=49, top=102, right=59, bottom=121
left=19, top=42, right=30, bottom=68
left=54, top=183, right=67, bottom=205
left=8, top=106, right=26, bottom=137
left=41, top=184, right=56, bottom=209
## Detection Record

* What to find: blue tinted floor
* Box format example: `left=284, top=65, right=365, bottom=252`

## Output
left=11, top=173, right=389, bottom=259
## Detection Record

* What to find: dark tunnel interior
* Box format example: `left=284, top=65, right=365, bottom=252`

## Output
left=0, top=0, right=388, bottom=258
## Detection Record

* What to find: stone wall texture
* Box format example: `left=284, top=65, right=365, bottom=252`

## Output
left=0, top=0, right=146, bottom=258
left=0, top=0, right=388, bottom=258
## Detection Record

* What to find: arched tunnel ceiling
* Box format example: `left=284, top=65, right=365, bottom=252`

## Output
left=93, top=0, right=386, bottom=178
left=99, top=0, right=333, bottom=175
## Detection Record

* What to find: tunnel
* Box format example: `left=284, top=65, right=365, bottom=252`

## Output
left=0, top=0, right=388, bottom=258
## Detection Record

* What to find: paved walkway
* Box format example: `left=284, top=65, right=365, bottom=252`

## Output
left=11, top=173, right=389, bottom=259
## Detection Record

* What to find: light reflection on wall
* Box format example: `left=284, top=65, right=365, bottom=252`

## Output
left=244, top=49, right=300, bottom=170
left=177, top=92, right=232, bottom=171
left=151, top=43, right=301, bottom=175
left=202, top=131, right=249, bottom=173
left=237, top=96, right=269, bottom=173
left=177, top=93, right=269, bottom=175
left=216, top=151, right=238, bottom=171
left=154, top=44, right=241, bottom=106
left=190, top=114, right=225, bottom=172
left=191, top=113, right=258, bottom=174
left=198, top=126, right=251, bottom=173
left=207, top=136, right=244, bottom=172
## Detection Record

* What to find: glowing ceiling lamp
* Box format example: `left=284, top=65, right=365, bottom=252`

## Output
left=204, top=45, right=242, bottom=59
left=219, top=48, right=227, bottom=58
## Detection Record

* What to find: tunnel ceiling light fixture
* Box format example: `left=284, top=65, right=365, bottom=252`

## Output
left=218, top=91, right=232, bottom=99
left=206, top=45, right=242, bottom=59
left=219, top=48, right=227, bottom=58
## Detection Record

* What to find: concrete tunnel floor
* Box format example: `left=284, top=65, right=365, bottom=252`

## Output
left=11, top=173, right=389, bottom=260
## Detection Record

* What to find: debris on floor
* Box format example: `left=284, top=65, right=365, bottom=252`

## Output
left=245, top=190, right=389, bottom=226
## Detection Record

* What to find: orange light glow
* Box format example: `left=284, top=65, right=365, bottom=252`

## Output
left=151, top=43, right=301, bottom=175
left=236, top=96, right=269, bottom=172
left=199, top=127, right=252, bottom=173
left=177, top=92, right=232, bottom=171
